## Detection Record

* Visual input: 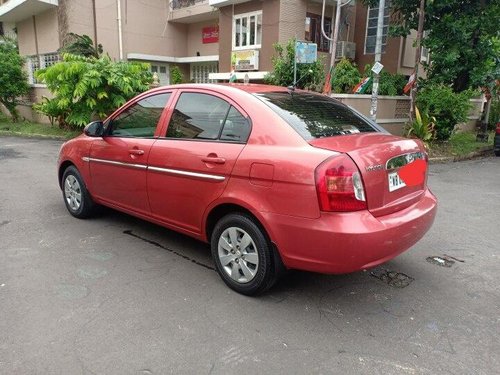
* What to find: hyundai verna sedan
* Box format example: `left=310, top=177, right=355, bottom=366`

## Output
left=58, top=84, right=437, bottom=295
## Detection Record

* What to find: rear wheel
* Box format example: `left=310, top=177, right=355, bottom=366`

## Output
left=62, top=166, right=96, bottom=219
left=211, top=213, right=278, bottom=295
left=495, top=150, right=500, bottom=157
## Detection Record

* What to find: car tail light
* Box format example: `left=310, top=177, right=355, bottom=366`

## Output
left=315, top=154, right=367, bottom=212
left=496, top=123, right=500, bottom=134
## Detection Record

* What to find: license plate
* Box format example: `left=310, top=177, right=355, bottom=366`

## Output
left=388, top=171, right=406, bottom=192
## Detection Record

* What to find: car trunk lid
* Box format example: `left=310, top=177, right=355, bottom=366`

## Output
left=310, top=133, right=427, bottom=217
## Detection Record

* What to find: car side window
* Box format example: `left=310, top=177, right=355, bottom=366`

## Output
left=220, top=106, right=251, bottom=142
left=167, top=93, right=231, bottom=140
left=109, top=93, right=171, bottom=138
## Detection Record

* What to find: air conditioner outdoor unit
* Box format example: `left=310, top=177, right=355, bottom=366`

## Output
left=335, top=41, right=356, bottom=60
left=233, top=50, right=259, bottom=71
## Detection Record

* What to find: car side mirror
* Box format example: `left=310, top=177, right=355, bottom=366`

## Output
left=83, top=121, right=104, bottom=137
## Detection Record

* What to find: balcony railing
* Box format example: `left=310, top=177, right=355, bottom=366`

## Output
left=169, top=0, right=216, bottom=23
left=171, top=0, right=207, bottom=10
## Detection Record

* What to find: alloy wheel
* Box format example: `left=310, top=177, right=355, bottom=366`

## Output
left=218, top=227, right=259, bottom=283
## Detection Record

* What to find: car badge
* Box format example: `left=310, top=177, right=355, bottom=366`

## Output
left=366, top=164, right=383, bottom=172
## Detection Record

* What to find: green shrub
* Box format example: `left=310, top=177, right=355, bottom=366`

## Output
left=34, top=53, right=152, bottom=128
left=170, top=65, right=184, bottom=85
left=331, top=58, right=361, bottom=93
left=264, top=39, right=325, bottom=91
left=361, top=64, right=407, bottom=96
left=416, top=84, right=473, bottom=141
left=0, top=37, right=30, bottom=122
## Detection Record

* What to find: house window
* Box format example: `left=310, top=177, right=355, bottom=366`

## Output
left=305, top=13, right=331, bottom=53
left=26, top=53, right=60, bottom=84
left=233, top=11, right=262, bottom=50
left=364, top=2, right=391, bottom=55
left=190, top=62, right=218, bottom=83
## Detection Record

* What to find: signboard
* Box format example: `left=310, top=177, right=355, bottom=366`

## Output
left=202, top=26, right=219, bottom=44
left=295, top=41, right=317, bottom=64
left=371, top=61, right=384, bottom=74
left=232, top=50, right=259, bottom=71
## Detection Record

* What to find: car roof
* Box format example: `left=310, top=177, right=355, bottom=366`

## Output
left=145, top=83, right=298, bottom=95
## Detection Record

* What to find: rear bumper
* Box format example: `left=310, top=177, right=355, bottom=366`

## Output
left=263, top=189, right=437, bottom=274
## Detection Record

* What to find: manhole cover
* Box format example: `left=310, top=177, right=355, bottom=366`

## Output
left=370, top=269, right=414, bottom=288
left=426, top=256, right=455, bottom=267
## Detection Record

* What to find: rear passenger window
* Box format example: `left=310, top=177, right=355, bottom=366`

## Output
left=167, top=93, right=230, bottom=140
left=109, top=93, right=170, bottom=138
left=220, top=106, right=251, bottom=142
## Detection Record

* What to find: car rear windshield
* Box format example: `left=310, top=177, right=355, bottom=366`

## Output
left=255, top=92, right=378, bottom=140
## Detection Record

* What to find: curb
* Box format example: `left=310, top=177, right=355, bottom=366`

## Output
left=429, top=145, right=494, bottom=164
left=0, top=130, right=73, bottom=141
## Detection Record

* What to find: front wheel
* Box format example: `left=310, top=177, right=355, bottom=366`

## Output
left=62, top=165, right=96, bottom=219
left=211, top=213, right=278, bottom=295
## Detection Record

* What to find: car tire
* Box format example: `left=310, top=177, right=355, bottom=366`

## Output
left=211, top=213, right=278, bottom=295
left=495, top=150, right=500, bottom=157
left=62, top=165, right=96, bottom=219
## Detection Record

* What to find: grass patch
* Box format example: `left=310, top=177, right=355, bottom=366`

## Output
left=429, top=131, right=494, bottom=158
left=0, top=115, right=81, bottom=139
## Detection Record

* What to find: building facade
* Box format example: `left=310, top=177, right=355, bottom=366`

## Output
left=0, top=0, right=423, bottom=84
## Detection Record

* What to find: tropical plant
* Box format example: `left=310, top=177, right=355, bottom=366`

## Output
left=0, top=37, right=30, bottom=122
left=59, top=33, right=103, bottom=58
left=264, top=39, right=325, bottom=91
left=34, top=54, right=152, bottom=128
left=330, top=58, right=361, bottom=93
left=406, top=106, right=435, bottom=148
left=416, top=83, right=473, bottom=140
left=170, top=65, right=184, bottom=84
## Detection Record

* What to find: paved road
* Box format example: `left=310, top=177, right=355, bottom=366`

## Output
left=0, top=136, right=499, bottom=375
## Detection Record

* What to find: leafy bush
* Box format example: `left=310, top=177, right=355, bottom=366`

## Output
left=362, top=64, right=407, bottom=96
left=416, top=84, right=473, bottom=141
left=0, top=37, right=30, bottom=122
left=170, top=65, right=184, bottom=85
left=331, top=58, right=361, bottom=93
left=34, top=54, right=152, bottom=128
left=405, top=106, right=435, bottom=149
left=264, top=39, right=325, bottom=91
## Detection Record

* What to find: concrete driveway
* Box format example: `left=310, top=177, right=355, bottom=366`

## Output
left=0, top=136, right=499, bottom=374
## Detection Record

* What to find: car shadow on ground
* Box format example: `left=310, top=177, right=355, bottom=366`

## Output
left=92, top=207, right=426, bottom=303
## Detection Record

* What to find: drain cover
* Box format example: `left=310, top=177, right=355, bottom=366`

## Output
left=426, top=256, right=455, bottom=267
left=370, top=269, right=414, bottom=288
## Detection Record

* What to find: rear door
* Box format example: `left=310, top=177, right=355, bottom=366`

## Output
left=147, top=90, right=251, bottom=233
left=89, top=92, right=172, bottom=215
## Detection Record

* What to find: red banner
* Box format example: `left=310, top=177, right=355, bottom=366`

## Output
left=202, top=26, right=219, bottom=44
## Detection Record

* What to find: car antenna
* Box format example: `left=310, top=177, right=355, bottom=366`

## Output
left=287, top=69, right=313, bottom=94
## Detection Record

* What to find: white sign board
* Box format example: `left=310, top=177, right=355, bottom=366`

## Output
left=371, top=62, right=384, bottom=75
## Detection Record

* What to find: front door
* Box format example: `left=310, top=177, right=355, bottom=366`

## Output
left=89, top=92, right=172, bottom=215
left=147, top=90, right=251, bottom=234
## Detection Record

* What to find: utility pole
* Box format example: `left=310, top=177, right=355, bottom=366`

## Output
left=370, top=0, right=386, bottom=121
left=321, top=0, right=353, bottom=73
left=409, top=0, right=426, bottom=121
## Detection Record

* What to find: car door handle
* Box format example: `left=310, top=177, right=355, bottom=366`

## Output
left=129, top=149, right=145, bottom=156
left=201, top=156, right=226, bottom=164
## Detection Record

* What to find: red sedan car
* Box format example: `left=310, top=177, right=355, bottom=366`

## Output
left=58, top=84, right=437, bottom=295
